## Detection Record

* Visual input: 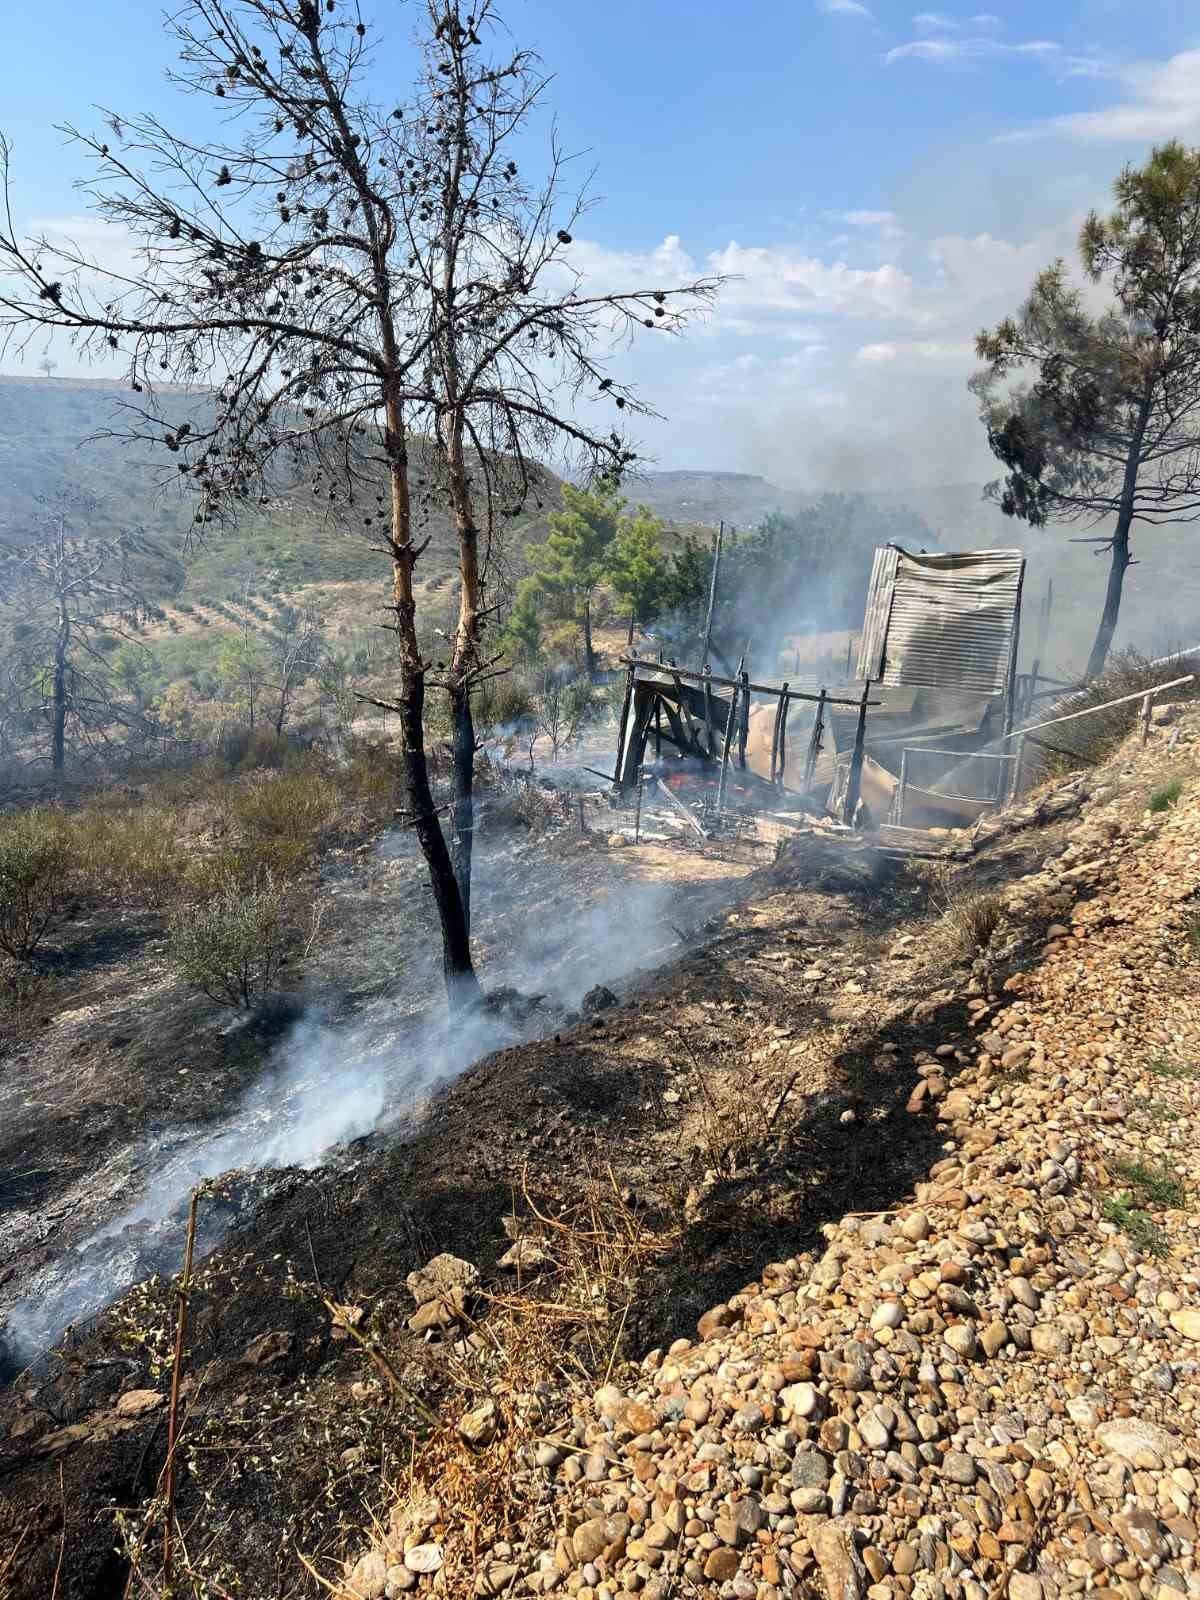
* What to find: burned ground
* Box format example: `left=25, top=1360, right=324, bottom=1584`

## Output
left=0, top=767, right=1103, bottom=1599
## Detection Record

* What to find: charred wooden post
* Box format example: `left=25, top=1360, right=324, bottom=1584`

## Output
left=1027, top=657, right=1041, bottom=719
left=672, top=671, right=703, bottom=755
left=769, top=681, right=789, bottom=784
left=703, top=672, right=717, bottom=759
left=802, top=688, right=828, bottom=792
left=618, top=689, right=656, bottom=789
left=737, top=669, right=750, bottom=771
left=1004, top=562, right=1025, bottom=738
left=653, top=699, right=662, bottom=758
left=777, top=688, right=791, bottom=786
left=841, top=678, right=872, bottom=826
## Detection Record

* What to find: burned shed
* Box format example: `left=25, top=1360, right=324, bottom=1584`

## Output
left=612, top=543, right=1027, bottom=836
left=846, top=546, right=1026, bottom=827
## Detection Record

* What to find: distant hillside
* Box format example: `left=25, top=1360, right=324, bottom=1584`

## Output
left=630, top=470, right=796, bottom=529
left=3, top=383, right=1194, bottom=677
left=0, top=374, right=554, bottom=611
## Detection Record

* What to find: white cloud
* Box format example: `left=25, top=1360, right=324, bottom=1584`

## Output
left=854, top=337, right=975, bottom=364
left=706, top=240, right=917, bottom=321
left=913, top=10, right=1002, bottom=32
left=818, top=0, right=874, bottom=18
left=843, top=209, right=898, bottom=227
left=886, top=36, right=1060, bottom=66
left=1037, top=49, right=1200, bottom=143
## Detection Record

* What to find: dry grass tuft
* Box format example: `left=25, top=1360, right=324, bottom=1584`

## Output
left=923, top=861, right=1003, bottom=965
left=323, top=1168, right=672, bottom=1598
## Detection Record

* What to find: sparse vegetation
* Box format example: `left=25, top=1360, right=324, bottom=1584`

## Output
left=0, top=807, right=73, bottom=959
left=1033, top=649, right=1200, bottom=774
left=1101, top=1192, right=1169, bottom=1257
left=1147, top=1054, right=1200, bottom=1080
left=168, top=871, right=291, bottom=1008
left=1110, top=1156, right=1186, bottom=1209
left=925, top=862, right=1004, bottom=963
left=1149, top=776, right=1185, bottom=812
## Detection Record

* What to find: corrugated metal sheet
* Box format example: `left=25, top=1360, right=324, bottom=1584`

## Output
left=857, top=545, right=899, bottom=680
left=856, top=547, right=1025, bottom=697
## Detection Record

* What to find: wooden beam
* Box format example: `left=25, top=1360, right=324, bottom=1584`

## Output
left=620, top=656, right=875, bottom=708
left=612, top=664, right=635, bottom=788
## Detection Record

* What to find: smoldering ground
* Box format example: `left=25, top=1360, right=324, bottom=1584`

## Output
left=0, top=800, right=716, bottom=1380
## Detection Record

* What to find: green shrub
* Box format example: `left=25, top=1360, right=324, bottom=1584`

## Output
left=228, top=766, right=342, bottom=879
left=168, top=872, right=289, bottom=1007
left=1149, top=777, right=1184, bottom=813
left=0, top=809, right=74, bottom=960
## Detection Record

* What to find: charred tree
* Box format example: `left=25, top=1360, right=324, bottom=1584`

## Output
left=973, top=142, right=1200, bottom=679
left=0, top=0, right=718, bottom=1003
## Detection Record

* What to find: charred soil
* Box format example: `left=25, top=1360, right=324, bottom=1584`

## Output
left=0, top=750, right=1137, bottom=1598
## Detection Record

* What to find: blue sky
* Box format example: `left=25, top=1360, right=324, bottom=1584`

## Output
left=4, top=0, right=1200, bottom=486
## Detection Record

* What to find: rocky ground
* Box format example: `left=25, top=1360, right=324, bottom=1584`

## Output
left=2, top=710, right=1198, bottom=1599
left=339, top=713, right=1200, bottom=1600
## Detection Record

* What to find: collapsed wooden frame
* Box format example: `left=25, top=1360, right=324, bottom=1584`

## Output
left=612, top=656, right=879, bottom=827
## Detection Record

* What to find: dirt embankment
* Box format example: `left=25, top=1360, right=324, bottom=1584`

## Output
left=2, top=710, right=1198, bottom=1599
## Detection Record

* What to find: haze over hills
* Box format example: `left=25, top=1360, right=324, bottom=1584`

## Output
left=2, top=375, right=1197, bottom=672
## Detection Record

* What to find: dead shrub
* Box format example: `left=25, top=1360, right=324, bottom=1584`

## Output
left=1038, top=647, right=1200, bottom=772
left=925, top=861, right=1003, bottom=964
left=167, top=870, right=291, bottom=1007
left=0, top=956, right=59, bottom=1031
left=0, top=808, right=74, bottom=960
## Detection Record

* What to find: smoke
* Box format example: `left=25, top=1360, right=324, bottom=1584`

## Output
left=0, top=815, right=694, bottom=1379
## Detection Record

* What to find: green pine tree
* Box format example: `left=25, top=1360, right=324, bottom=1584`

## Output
left=607, top=504, right=671, bottom=640
left=525, top=481, right=623, bottom=678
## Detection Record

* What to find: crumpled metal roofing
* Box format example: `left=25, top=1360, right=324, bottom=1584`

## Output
left=856, top=545, right=1026, bottom=698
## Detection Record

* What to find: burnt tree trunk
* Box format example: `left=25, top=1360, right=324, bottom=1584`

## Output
left=384, top=399, right=480, bottom=1008
left=1085, top=522, right=1132, bottom=681
left=582, top=594, right=596, bottom=682
left=51, top=597, right=68, bottom=773
left=1085, top=385, right=1152, bottom=681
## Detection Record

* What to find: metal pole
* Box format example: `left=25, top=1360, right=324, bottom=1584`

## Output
left=1008, top=735, right=1026, bottom=804
left=845, top=633, right=854, bottom=681
left=701, top=521, right=724, bottom=667
left=737, top=668, right=750, bottom=771
left=716, top=661, right=742, bottom=822
left=896, top=748, right=909, bottom=826
left=842, top=677, right=871, bottom=827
